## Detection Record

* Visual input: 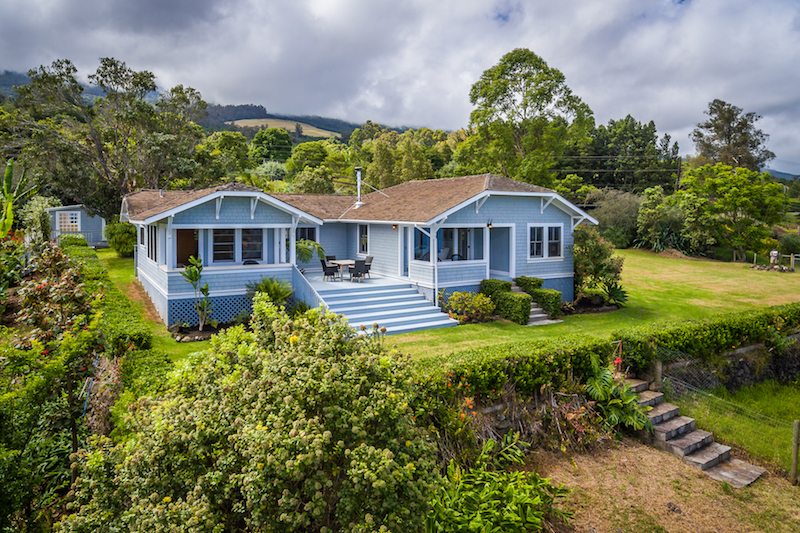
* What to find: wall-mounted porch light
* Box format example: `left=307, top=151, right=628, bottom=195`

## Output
left=392, top=224, right=397, bottom=230
left=487, top=220, right=493, bottom=228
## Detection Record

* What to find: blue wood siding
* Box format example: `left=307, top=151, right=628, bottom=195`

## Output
left=172, top=196, right=293, bottom=225
left=438, top=263, right=487, bottom=285
left=365, top=224, right=397, bottom=276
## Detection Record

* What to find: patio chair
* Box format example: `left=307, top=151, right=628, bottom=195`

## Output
left=349, top=259, right=368, bottom=282
left=325, top=255, right=336, bottom=261
left=320, top=259, right=340, bottom=281
left=450, top=254, right=465, bottom=261
left=364, top=256, right=373, bottom=278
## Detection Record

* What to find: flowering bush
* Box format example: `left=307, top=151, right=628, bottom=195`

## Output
left=442, top=291, right=495, bottom=324
left=61, top=297, right=441, bottom=533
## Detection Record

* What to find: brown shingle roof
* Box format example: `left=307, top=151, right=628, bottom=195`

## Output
left=335, top=174, right=552, bottom=223
left=123, top=182, right=262, bottom=221
left=123, top=174, right=556, bottom=224
left=270, top=194, right=357, bottom=220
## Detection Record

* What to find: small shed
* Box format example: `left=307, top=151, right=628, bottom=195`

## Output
left=46, top=205, right=107, bottom=247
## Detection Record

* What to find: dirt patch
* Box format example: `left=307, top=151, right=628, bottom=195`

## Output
left=527, top=439, right=800, bottom=532
left=121, top=280, right=162, bottom=325
left=657, top=249, right=700, bottom=261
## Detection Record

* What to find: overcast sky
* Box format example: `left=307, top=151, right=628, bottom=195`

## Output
left=2, top=0, right=799, bottom=174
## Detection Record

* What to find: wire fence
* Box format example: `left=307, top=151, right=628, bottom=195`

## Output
left=655, top=346, right=797, bottom=473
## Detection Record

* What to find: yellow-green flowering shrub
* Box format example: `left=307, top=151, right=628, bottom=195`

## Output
left=60, top=295, right=441, bottom=533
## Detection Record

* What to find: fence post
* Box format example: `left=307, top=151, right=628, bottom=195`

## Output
left=655, top=360, right=662, bottom=387
left=792, top=420, right=800, bottom=485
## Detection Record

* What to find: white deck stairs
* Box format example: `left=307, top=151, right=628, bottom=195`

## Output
left=317, top=282, right=458, bottom=335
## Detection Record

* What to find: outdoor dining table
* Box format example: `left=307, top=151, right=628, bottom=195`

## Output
left=328, top=259, right=355, bottom=281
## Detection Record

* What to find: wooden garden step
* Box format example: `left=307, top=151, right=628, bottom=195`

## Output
left=647, top=402, right=680, bottom=425
left=662, top=429, right=713, bottom=457
left=654, top=415, right=695, bottom=442
left=637, top=390, right=664, bottom=407
left=684, top=442, right=731, bottom=471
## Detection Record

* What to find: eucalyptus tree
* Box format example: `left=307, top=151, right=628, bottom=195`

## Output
left=465, top=48, right=594, bottom=186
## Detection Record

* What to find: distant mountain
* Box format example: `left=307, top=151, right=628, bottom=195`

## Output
left=765, top=168, right=799, bottom=180
left=2, top=69, right=378, bottom=141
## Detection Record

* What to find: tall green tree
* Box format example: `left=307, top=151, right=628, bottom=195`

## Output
left=680, top=163, right=783, bottom=261
left=466, top=48, right=594, bottom=186
left=249, top=127, right=293, bottom=164
left=10, top=58, right=206, bottom=219
left=284, top=140, right=328, bottom=175
left=690, top=99, right=775, bottom=171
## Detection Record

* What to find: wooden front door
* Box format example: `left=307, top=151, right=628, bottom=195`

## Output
left=176, top=229, right=198, bottom=267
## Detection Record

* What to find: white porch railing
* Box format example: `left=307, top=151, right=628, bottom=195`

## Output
left=292, top=265, right=326, bottom=309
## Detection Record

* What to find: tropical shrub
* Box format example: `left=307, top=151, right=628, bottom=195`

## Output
left=427, top=432, right=572, bottom=532
left=635, top=186, right=687, bottom=253
left=442, top=291, right=495, bottom=324
left=104, top=221, right=137, bottom=258
left=586, top=188, right=641, bottom=248
left=584, top=355, right=651, bottom=432
left=60, top=298, right=442, bottom=533
left=245, top=275, right=294, bottom=306
left=572, top=225, right=624, bottom=303
left=180, top=255, right=213, bottom=330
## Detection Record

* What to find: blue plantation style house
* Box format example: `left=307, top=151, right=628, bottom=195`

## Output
left=120, top=174, right=597, bottom=334
left=47, top=204, right=107, bottom=247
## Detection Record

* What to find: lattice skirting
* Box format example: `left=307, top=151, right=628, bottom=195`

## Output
left=168, top=295, right=253, bottom=327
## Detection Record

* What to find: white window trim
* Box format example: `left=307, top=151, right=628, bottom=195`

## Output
left=527, top=223, right=564, bottom=262
left=295, top=226, right=318, bottom=242
left=357, top=224, right=369, bottom=256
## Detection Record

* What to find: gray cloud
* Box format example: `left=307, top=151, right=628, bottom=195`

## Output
left=2, top=0, right=799, bottom=173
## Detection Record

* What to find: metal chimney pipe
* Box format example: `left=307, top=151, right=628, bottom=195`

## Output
left=354, top=167, right=364, bottom=208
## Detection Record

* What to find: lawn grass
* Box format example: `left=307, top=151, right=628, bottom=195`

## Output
left=389, top=249, right=800, bottom=359
left=675, top=380, right=800, bottom=472
left=94, top=248, right=210, bottom=362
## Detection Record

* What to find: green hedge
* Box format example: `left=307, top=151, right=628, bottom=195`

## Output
left=528, top=288, right=562, bottom=319
left=479, top=279, right=511, bottom=299
left=513, top=276, right=543, bottom=292
left=493, top=291, right=532, bottom=325
left=63, top=245, right=153, bottom=355
left=414, top=335, right=612, bottom=403
left=611, top=303, right=800, bottom=374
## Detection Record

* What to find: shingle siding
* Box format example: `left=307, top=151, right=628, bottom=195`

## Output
left=172, top=197, right=293, bottom=226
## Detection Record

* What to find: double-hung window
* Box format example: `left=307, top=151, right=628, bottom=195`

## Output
left=147, top=225, right=158, bottom=262
left=213, top=229, right=235, bottom=262
left=296, top=227, right=317, bottom=242
left=358, top=224, right=369, bottom=255
left=242, top=229, right=263, bottom=261
left=528, top=224, right=562, bottom=260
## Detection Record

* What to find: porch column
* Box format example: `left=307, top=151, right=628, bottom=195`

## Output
left=484, top=226, right=490, bottom=279
left=165, top=216, right=173, bottom=269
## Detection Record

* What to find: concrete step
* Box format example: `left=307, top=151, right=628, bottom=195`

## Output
left=647, top=402, right=680, bottom=425
left=625, top=378, right=650, bottom=394
left=684, top=442, right=731, bottom=471
left=638, top=390, right=664, bottom=407
left=346, top=309, right=455, bottom=330
left=318, top=286, right=418, bottom=301
left=361, top=316, right=458, bottom=335
left=529, top=311, right=548, bottom=320
left=654, top=415, right=695, bottom=442
left=663, top=429, right=714, bottom=457
left=706, top=458, right=767, bottom=488
left=339, top=303, right=440, bottom=322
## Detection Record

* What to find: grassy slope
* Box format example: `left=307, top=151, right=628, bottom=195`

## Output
left=95, top=248, right=210, bottom=361
left=228, top=118, right=341, bottom=138
left=388, top=249, right=800, bottom=359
